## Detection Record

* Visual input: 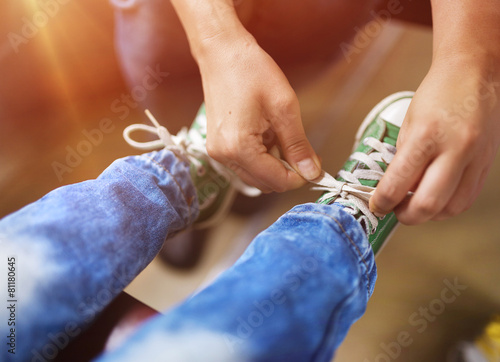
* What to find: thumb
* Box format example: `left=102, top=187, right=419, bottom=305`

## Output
left=273, top=110, right=321, bottom=181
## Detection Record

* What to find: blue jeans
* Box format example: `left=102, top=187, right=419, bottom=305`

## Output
left=0, top=149, right=376, bottom=361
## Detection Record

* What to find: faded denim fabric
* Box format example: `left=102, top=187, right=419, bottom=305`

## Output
left=99, top=203, right=376, bottom=362
left=0, top=149, right=197, bottom=361
left=0, top=149, right=375, bottom=362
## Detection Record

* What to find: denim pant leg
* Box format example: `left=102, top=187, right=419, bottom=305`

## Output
left=0, top=149, right=198, bottom=361
left=98, top=203, right=376, bottom=362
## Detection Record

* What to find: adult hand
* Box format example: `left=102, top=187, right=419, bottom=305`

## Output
left=370, top=57, right=500, bottom=224
left=196, top=30, right=321, bottom=193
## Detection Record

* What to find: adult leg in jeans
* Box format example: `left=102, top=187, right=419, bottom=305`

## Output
left=0, top=149, right=199, bottom=361
left=97, top=202, right=375, bottom=362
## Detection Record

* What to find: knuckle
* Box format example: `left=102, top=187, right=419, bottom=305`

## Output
left=417, top=124, right=437, bottom=140
left=459, top=129, right=479, bottom=150
left=238, top=139, right=266, bottom=163
left=457, top=197, right=474, bottom=215
left=444, top=198, right=468, bottom=217
left=272, top=183, right=288, bottom=193
left=206, top=139, right=237, bottom=162
left=441, top=206, right=458, bottom=219
left=283, top=136, right=309, bottom=156
left=205, top=141, right=223, bottom=160
left=396, top=213, right=421, bottom=226
left=413, top=196, right=440, bottom=217
left=270, top=94, right=300, bottom=131
left=403, top=134, right=436, bottom=167
left=225, top=160, right=241, bottom=174
left=273, top=92, right=297, bottom=112
left=414, top=120, right=441, bottom=140
left=413, top=128, right=440, bottom=155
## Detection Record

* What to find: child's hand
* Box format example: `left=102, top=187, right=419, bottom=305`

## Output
left=370, top=57, right=500, bottom=224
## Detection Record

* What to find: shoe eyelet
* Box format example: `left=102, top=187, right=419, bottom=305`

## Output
left=197, top=166, right=206, bottom=176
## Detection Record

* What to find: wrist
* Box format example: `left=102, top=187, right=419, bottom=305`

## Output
left=430, top=0, right=500, bottom=77
left=433, top=39, right=500, bottom=68
left=432, top=50, right=500, bottom=84
left=191, top=23, right=256, bottom=66
left=171, top=0, right=252, bottom=63
left=430, top=52, right=500, bottom=114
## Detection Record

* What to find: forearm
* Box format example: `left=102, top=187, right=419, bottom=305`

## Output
left=431, top=0, right=500, bottom=64
left=170, top=0, right=252, bottom=62
left=171, top=1, right=321, bottom=190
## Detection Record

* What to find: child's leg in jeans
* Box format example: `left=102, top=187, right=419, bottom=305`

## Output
left=97, top=203, right=376, bottom=362
left=0, top=149, right=198, bottom=361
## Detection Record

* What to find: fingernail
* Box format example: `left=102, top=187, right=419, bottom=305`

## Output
left=297, top=158, right=321, bottom=180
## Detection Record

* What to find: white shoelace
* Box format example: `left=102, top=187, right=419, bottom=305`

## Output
left=311, top=137, right=397, bottom=234
left=124, top=111, right=403, bottom=234
left=123, top=110, right=261, bottom=197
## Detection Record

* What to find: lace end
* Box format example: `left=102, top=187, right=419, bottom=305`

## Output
left=145, top=109, right=161, bottom=128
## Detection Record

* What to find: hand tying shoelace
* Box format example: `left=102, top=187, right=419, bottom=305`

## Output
left=123, top=110, right=261, bottom=198
left=271, top=136, right=404, bottom=235
left=123, top=108, right=410, bottom=235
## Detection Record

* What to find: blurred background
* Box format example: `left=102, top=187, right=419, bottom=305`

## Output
left=1, top=1, right=499, bottom=361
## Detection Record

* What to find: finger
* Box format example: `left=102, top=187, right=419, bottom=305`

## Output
left=225, top=161, right=274, bottom=194
left=269, top=101, right=321, bottom=181
left=396, top=154, right=465, bottom=225
left=468, top=167, right=491, bottom=208
left=229, top=132, right=308, bottom=192
left=433, top=159, right=492, bottom=220
left=241, top=151, right=308, bottom=192
left=369, top=138, right=431, bottom=215
left=207, top=131, right=306, bottom=192
left=431, top=162, right=479, bottom=221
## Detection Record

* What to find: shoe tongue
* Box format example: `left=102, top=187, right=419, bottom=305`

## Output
left=340, top=118, right=386, bottom=181
left=339, top=102, right=405, bottom=187
left=379, top=97, right=409, bottom=147
left=336, top=135, right=378, bottom=187
left=379, top=97, right=411, bottom=128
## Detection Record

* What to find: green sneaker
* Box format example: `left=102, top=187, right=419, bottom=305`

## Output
left=123, top=104, right=261, bottom=228
left=315, top=92, right=414, bottom=255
